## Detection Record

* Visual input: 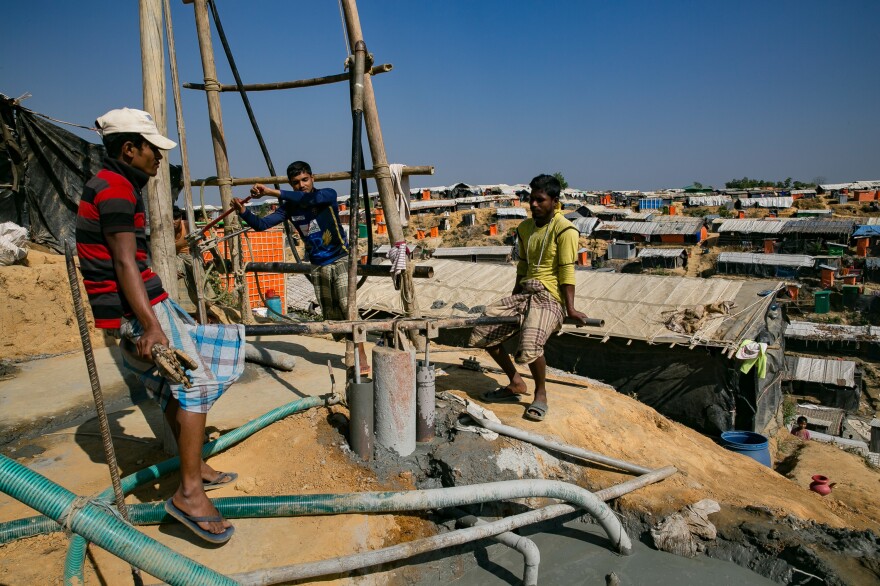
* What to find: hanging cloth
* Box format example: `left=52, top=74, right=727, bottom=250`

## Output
left=389, top=163, right=411, bottom=227
left=736, top=339, right=768, bottom=379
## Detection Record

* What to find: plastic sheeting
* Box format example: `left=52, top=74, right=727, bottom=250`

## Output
left=0, top=105, right=181, bottom=253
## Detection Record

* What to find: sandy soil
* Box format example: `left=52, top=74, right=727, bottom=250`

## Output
left=0, top=248, right=113, bottom=361
left=0, top=406, right=435, bottom=586
left=774, top=431, right=880, bottom=528
left=435, top=364, right=880, bottom=533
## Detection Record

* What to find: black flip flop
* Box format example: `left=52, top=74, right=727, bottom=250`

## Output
left=164, top=498, right=234, bottom=544
left=524, top=401, right=548, bottom=422
left=203, top=471, right=238, bottom=492
left=480, top=387, right=527, bottom=403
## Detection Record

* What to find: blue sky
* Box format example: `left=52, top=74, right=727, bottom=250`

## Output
left=2, top=1, right=878, bottom=201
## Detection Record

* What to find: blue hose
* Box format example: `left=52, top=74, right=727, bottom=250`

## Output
left=0, top=454, right=236, bottom=586
left=0, top=395, right=332, bottom=546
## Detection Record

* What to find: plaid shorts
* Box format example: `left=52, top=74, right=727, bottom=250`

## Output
left=311, top=256, right=350, bottom=341
left=468, top=279, right=564, bottom=365
left=119, top=298, right=246, bottom=413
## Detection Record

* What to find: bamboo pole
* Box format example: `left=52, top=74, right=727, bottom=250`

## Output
left=190, top=0, right=252, bottom=323
left=190, top=165, right=433, bottom=187
left=183, top=64, right=393, bottom=92
left=245, top=262, right=434, bottom=279
left=139, top=0, right=178, bottom=302
left=162, top=0, right=206, bottom=323
left=245, top=315, right=523, bottom=337
left=339, top=0, right=422, bottom=340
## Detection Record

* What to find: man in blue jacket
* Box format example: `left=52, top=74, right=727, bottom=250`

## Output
left=232, top=161, right=368, bottom=373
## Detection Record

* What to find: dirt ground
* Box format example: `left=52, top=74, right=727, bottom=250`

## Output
left=0, top=247, right=113, bottom=361
left=0, top=406, right=435, bottom=586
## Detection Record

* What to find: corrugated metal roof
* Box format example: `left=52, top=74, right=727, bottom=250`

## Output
left=784, top=356, right=856, bottom=387
left=496, top=207, right=528, bottom=218
left=717, top=219, right=791, bottom=234
left=596, top=218, right=702, bottom=236
left=637, top=248, right=686, bottom=258
left=355, top=259, right=779, bottom=348
left=781, top=218, right=855, bottom=235
left=432, top=246, right=513, bottom=258
left=717, top=252, right=814, bottom=268
left=410, top=199, right=457, bottom=210
left=571, top=217, right=600, bottom=235
left=739, top=196, right=794, bottom=208
left=785, top=320, right=880, bottom=342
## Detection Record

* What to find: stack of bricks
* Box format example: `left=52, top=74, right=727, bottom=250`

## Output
left=211, top=227, right=286, bottom=311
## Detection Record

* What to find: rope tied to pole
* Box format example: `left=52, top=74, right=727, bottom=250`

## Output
left=214, top=176, right=234, bottom=187
left=371, top=162, right=391, bottom=180
left=202, top=76, right=222, bottom=92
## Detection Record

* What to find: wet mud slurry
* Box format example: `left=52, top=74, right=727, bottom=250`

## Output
left=335, top=383, right=879, bottom=586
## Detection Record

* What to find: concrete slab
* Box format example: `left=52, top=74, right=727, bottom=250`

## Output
left=0, top=334, right=357, bottom=446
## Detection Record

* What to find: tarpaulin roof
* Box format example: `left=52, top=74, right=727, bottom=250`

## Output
left=785, top=320, right=880, bottom=342
left=853, top=225, right=880, bottom=238
left=717, top=219, right=791, bottom=234
left=355, top=259, right=779, bottom=350
left=717, top=252, right=814, bottom=268
left=637, top=247, right=686, bottom=258
left=784, top=356, right=856, bottom=387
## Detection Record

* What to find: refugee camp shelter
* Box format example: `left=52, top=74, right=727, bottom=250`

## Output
left=784, top=355, right=861, bottom=411
left=637, top=247, right=687, bottom=268
left=716, top=252, right=814, bottom=278
left=593, top=217, right=706, bottom=244
left=717, top=218, right=791, bottom=247
left=780, top=219, right=856, bottom=253
left=496, top=207, right=527, bottom=219
left=796, top=404, right=845, bottom=437
left=356, top=259, right=784, bottom=435
left=785, top=320, right=880, bottom=359
left=607, top=240, right=637, bottom=260
left=687, top=195, right=732, bottom=207
left=738, top=196, right=794, bottom=209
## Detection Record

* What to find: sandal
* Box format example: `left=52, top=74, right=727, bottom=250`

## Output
left=524, top=400, right=548, bottom=422
left=480, top=387, right=528, bottom=403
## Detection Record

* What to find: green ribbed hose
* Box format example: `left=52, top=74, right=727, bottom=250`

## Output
left=62, top=394, right=333, bottom=585
left=0, top=455, right=237, bottom=585
left=0, top=395, right=332, bottom=545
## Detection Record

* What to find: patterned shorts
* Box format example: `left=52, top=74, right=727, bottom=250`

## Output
left=119, top=298, right=246, bottom=413
left=311, top=256, right=350, bottom=341
left=467, top=279, right=564, bottom=365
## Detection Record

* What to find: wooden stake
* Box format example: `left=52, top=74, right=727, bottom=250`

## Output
left=139, top=0, right=178, bottom=302
left=190, top=0, right=252, bottom=323
left=339, top=0, right=422, bottom=333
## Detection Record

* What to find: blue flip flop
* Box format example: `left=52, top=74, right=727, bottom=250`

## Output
left=164, top=498, right=234, bottom=544
left=203, top=471, right=238, bottom=492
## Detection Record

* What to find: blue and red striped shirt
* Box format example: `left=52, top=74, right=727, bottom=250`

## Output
left=75, top=158, right=167, bottom=328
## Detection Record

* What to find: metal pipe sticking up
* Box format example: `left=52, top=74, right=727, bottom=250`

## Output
left=416, top=332, right=435, bottom=443
left=373, top=345, right=416, bottom=456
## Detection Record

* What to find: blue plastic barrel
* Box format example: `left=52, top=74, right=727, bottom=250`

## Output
left=720, top=431, right=771, bottom=467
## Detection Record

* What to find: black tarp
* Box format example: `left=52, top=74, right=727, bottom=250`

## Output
left=0, top=102, right=181, bottom=252
left=543, top=336, right=739, bottom=435
left=15, top=107, right=105, bottom=251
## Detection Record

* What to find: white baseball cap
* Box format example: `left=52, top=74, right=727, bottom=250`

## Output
left=95, top=108, right=177, bottom=150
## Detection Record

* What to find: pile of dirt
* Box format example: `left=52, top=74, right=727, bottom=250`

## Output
left=0, top=248, right=112, bottom=361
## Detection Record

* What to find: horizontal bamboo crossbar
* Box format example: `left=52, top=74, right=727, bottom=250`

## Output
left=184, top=64, right=393, bottom=92
left=245, top=315, right=604, bottom=337
left=246, top=262, right=434, bottom=279
left=191, top=165, right=433, bottom=187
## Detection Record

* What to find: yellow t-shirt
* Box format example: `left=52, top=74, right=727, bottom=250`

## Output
left=516, top=211, right=578, bottom=304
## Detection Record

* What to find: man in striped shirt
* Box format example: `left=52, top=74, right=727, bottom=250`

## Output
left=76, top=108, right=239, bottom=544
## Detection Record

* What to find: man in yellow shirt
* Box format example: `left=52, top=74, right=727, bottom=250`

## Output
left=470, top=174, right=589, bottom=421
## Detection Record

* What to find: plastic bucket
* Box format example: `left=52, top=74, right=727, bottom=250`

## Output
left=265, top=295, right=284, bottom=320
left=720, top=431, right=771, bottom=467
left=358, top=223, right=368, bottom=239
